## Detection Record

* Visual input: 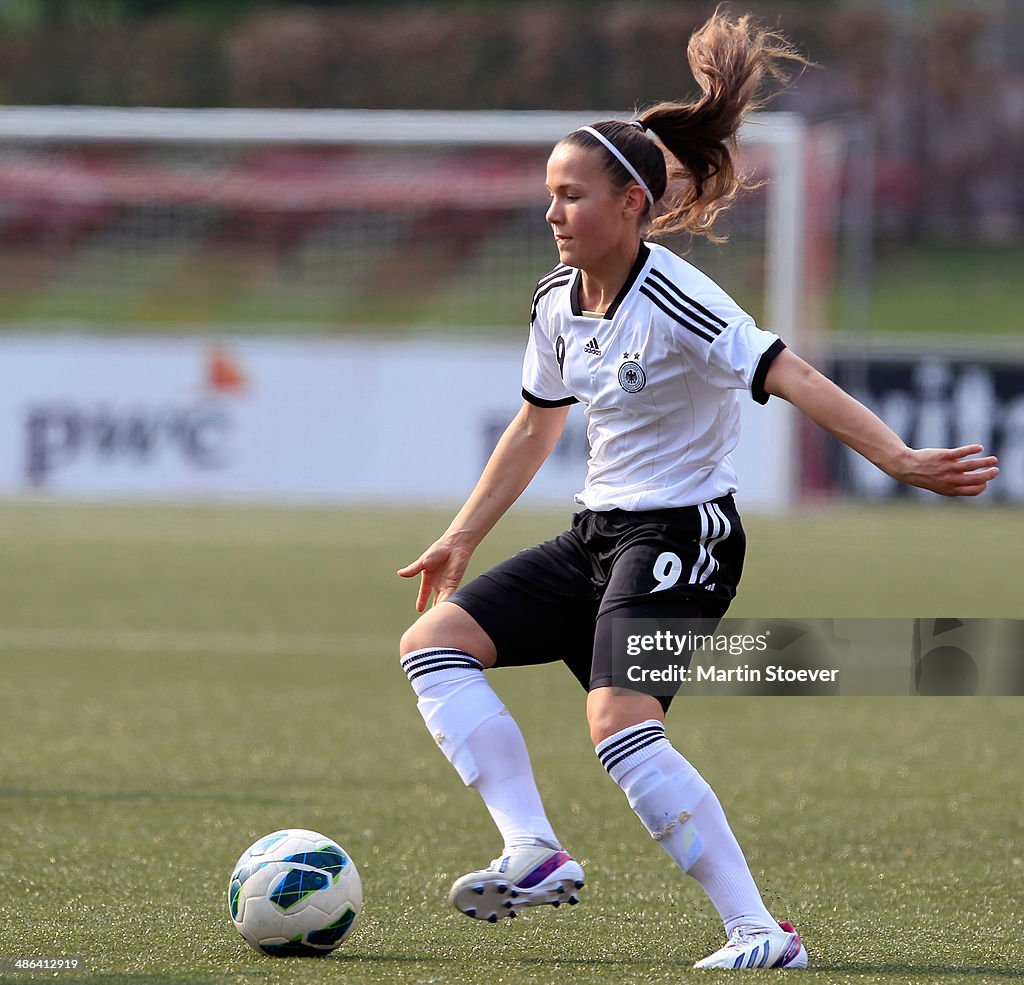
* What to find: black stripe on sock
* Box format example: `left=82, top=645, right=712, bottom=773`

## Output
left=598, top=722, right=664, bottom=759
left=406, top=661, right=482, bottom=683
left=598, top=724, right=665, bottom=770
left=602, top=733, right=668, bottom=773
left=401, top=647, right=475, bottom=670
left=402, top=648, right=483, bottom=683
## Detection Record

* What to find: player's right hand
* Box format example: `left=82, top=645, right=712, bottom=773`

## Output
left=397, top=538, right=475, bottom=612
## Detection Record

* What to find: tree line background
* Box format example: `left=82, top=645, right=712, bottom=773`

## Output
left=0, top=1, right=1021, bottom=244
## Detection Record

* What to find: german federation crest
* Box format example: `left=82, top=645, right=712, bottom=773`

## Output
left=618, top=360, right=646, bottom=393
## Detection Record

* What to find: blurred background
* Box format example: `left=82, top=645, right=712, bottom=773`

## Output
left=0, top=0, right=1022, bottom=507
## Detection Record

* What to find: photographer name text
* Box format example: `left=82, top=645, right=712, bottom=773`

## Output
left=625, top=664, right=839, bottom=684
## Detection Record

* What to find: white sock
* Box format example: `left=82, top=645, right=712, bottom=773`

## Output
left=464, top=711, right=559, bottom=851
left=596, top=720, right=776, bottom=935
left=402, top=647, right=559, bottom=852
left=685, top=788, right=778, bottom=936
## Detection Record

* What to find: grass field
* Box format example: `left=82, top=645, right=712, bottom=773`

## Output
left=862, top=245, right=1024, bottom=337
left=1, top=502, right=1022, bottom=985
left=4, top=242, right=1024, bottom=337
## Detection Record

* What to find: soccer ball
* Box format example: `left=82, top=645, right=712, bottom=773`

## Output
left=228, top=828, right=361, bottom=957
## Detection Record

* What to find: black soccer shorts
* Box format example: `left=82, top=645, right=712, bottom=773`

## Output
left=449, top=496, right=745, bottom=710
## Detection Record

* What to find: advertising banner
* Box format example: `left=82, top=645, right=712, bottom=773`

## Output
left=828, top=346, right=1024, bottom=502
left=0, top=334, right=792, bottom=510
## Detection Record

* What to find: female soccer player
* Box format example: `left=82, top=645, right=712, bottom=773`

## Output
left=397, top=10, right=998, bottom=971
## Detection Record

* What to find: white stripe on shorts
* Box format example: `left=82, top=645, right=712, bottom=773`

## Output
left=690, top=501, right=731, bottom=586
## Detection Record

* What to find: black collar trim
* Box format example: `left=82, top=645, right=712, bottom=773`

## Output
left=570, top=242, right=651, bottom=319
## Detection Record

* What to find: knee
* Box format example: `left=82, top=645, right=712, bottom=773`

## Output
left=398, top=609, right=452, bottom=661
left=399, top=619, right=427, bottom=659
left=589, top=696, right=610, bottom=741
left=586, top=688, right=664, bottom=746
left=397, top=601, right=497, bottom=667
left=586, top=694, right=622, bottom=746
left=399, top=606, right=446, bottom=659
left=587, top=709, right=620, bottom=747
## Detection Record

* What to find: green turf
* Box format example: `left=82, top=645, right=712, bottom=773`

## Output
left=5, top=242, right=1023, bottom=337
left=0, top=503, right=1021, bottom=984
left=836, top=244, right=1024, bottom=337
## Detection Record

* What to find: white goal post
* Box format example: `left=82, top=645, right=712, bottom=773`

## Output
left=0, top=107, right=841, bottom=511
left=0, top=106, right=809, bottom=341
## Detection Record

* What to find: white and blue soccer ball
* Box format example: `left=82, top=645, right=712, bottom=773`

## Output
left=228, top=828, right=361, bottom=957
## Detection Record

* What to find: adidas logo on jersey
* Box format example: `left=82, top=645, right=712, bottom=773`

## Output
left=583, top=337, right=602, bottom=355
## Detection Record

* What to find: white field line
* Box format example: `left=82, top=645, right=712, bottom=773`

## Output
left=0, top=627, right=360, bottom=656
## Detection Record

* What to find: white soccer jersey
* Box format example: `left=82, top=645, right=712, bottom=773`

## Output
left=523, top=241, right=786, bottom=511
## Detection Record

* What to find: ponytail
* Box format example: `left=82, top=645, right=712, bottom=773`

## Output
left=565, top=10, right=809, bottom=243
left=640, top=9, right=810, bottom=240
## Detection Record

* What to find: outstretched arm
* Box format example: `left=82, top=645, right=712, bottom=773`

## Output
left=397, top=400, right=571, bottom=611
left=764, top=348, right=999, bottom=497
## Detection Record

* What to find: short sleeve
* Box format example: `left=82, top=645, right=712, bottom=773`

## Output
left=705, top=319, right=786, bottom=404
left=521, top=318, right=578, bottom=408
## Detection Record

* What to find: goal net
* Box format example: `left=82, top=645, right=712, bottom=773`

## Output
left=0, top=107, right=836, bottom=340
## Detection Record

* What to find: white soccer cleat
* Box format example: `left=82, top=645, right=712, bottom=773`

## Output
left=694, top=921, right=808, bottom=969
left=449, top=845, right=585, bottom=923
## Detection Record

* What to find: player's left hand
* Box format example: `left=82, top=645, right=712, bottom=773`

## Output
left=894, top=444, right=999, bottom=496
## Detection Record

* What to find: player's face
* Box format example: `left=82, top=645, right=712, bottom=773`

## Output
left=545, top=143, right=637, bottom=271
